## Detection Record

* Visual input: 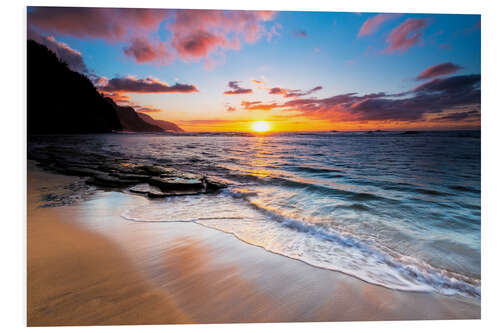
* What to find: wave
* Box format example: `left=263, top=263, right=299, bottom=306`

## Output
left=120, top=190, right=481, bottom=299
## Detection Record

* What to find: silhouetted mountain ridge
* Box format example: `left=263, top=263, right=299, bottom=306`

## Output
left=138, top=113, right=184, bottom=132
left=103, top=98, right=164, bottom=132
left=28, top=39, right=184, bottom=134
left=27, top=40, right=122, bottom=134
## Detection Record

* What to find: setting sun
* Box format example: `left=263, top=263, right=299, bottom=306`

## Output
left=251, top=121, right=271, bottom=133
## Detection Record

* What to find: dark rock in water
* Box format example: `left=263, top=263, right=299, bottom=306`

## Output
left=87, top=174, right=142, bottom=187
left=60, top=167, right=105, bottom=177
left=28, top=143, right=232, bottom=200
left=129, top=183, right=206, bottom=198
left=110, top=172, right=152, bottom=181
left=132, top=165, right=176, bottom=176
left=205, top=176, right=230, bottom=190
left=129, top=184, right=168, bottom=198
left=149, top=176, right=203, bottom=191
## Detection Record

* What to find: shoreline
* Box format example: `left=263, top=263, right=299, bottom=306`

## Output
left=27, top=161, right=480, bottom=325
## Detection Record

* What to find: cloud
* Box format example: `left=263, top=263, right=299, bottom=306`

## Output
left=28, top=29, right=87, bottom=73
left=268, top=87, right=288, bottom=95
left=252, top=79, right=264, bottom=84
left=433, top=110, right=480, bottom=122
left=414, top=74, right=480, bottom=93
left=169, top=9, right=276, bottom=63
left=225, top=103, right=237, bottom=112
left=101, top=91, right=131, bottom=104
left=384, top=18, right=430, bottom=54
left=268, top=85, right=323, bottom=98
left=123, top=37, right=174, bottom=64
left=292, top=30, right=307, bottom=38
left=28, top=7, right=277, bottom=67
left=224, top=81, right=253, bottom=95
left=358, top=13, right=401, bottom=37
left=286, top=86, right=323, bottom=98
left=136, top=106, right=163, bottom=113
left=99, top=76, right=199, bottom=93
left=237, top=75, right=480, bottom=124
left=173, top=30, right=239, bottom=60
left=267, top=23, right=282, bottom=42
left=241, top=100, right=279, bottom=111
left=28, top=7, right=168, bottom=41
left=417, top=62, right=463, bottom=80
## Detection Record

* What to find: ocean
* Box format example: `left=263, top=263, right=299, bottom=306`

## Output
left=28, top=130, right=481, bottom=298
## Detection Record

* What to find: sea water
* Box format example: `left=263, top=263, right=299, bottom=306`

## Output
left=30, top=131, right=481, bottom=298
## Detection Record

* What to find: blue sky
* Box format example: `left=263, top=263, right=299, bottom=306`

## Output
left=28, top=8, right=481, bottom=131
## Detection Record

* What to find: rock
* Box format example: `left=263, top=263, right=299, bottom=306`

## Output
left=60, top=167, right=105, bottom=177
left=129, top=184, right=168, bottom=198
left=110, top=172, right=151, bottom=181
left=129, top=183, right=204, bottom=198
left=86, top=174, right=141, bottom=187
left=132, top=165, right=175, bottom=176
left=205, top=176, right=230, bottom=190
left=149, top=176, right=202, bottom=191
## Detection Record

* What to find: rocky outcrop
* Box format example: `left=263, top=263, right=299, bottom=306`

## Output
left=28, top=145, right=229, bottom=198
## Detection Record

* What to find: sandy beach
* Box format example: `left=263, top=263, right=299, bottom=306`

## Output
left=27, top=161, right=480, bottom=326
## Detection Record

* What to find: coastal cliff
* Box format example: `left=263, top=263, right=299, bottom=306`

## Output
left=138, top=113, right=184, bottom=132
left=27, top=40, right=122, bottom=134
left=27, top=40, right=184, bottom=134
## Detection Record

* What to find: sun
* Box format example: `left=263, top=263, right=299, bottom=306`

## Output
left=251, top=121, right=271, bottom=133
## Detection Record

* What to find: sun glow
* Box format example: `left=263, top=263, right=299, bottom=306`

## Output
left=251, top=121, right=271, bottom=133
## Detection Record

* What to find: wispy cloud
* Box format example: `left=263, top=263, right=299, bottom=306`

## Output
left=224, top=81, right=253, bottom=95
left=417, top=62, right=463, bottom=80
left=98, top=76, right=199, bottom=93
left=268, top=85, right=323, bottom=98
left=384, top=18, right=430, bottom=54
left=358, top=13, right=401, bottom=37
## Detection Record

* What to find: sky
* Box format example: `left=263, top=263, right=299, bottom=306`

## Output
left=27, top=7, right=481, bottom=132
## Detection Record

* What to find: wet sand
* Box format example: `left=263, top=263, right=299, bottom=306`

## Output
left=27, top=161, right=480, bottom=326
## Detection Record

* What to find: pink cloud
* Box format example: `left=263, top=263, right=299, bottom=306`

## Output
left=169, top=9, right=276, bottom=63
left=28, top=7, right=168, bottom=41
left=384, top=18, right=430, bottom=54
left=123, top=37, right=174, bottom=64
left=358, top=13, right=401, bottom=37
left=173, top=30, right=239, bottom=60
left=417, top=62, right=463, bottom=80
left=28, top=8, right=277, bottom=67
